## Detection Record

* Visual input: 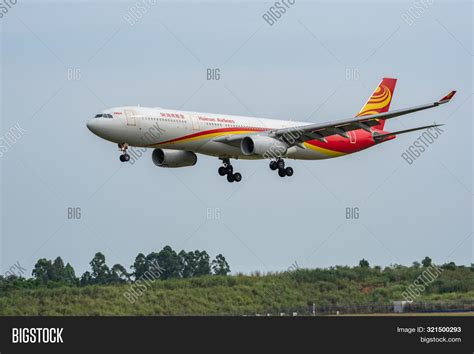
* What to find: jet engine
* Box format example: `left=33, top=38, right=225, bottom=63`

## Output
left=240, top=136, right=287, bottom=157
left=152, top=149, right=197, bottom=168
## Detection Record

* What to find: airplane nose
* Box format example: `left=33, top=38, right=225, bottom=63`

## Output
left=87, top=119, right=99, bottom=133
left=87, top=118, right=112, bottom=140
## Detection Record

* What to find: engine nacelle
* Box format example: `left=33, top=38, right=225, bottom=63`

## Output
left=152, top=149, right=197, bottom=168
left=241, top=136, right=287, bottom=157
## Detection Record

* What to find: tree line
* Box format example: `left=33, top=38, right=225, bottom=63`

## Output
left=357, top=256, right=460, bottom=270
left=2, top=246, right=230, bottom=287
left=1, top=252, right=470, bottom=291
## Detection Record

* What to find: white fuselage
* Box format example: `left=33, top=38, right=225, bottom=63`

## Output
left=87, top=106, right=367, bottom=160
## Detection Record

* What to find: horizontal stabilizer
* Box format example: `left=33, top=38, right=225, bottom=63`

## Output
left=373, top=123, right=443, bottom=143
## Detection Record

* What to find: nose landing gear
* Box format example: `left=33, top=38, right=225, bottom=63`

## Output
left=218, top=158, right=242, bottom=183
left=270, top=158, right=294, bottom=178
left=118, top=143, right=130, bottom=162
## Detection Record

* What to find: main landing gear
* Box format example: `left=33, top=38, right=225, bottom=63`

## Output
left=218, top=158, right=242, bottom=183
left=269, top=158, right=293, bottom=178
left=118, top=143, right=130, bottom=162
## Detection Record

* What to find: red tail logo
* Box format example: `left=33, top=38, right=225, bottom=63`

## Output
left=356, top=78, right=397, bottom=129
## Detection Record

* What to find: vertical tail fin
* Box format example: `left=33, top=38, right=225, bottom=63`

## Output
left=356, top=77, right=397, bottom=130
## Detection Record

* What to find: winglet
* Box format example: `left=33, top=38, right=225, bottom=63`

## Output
left=438, top=91, right=456, bottom=104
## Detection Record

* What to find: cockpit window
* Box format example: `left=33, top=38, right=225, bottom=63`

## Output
left=94, top=114, right=113, bottom=118
left=94, top=114, right=103, bottom=118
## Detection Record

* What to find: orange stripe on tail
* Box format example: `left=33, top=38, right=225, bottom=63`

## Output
left=356, top=77, right=397, bottom=129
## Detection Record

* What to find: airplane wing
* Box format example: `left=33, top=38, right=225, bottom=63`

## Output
left=272, top=91, right=456, bottom=144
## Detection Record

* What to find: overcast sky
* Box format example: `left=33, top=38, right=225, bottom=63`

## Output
left=1, top=0, right=472, bottom=276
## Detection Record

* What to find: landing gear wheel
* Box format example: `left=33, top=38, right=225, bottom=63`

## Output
left=120, top=154, right=130, bottom=162
left=278, top=168, right=287, bottom=177
left=277, top=159, right=285, bottom=170
left=269, top=161, right=278, bottom=170
left=220, top=158, right=241, bottom=182
left=285, top=167, right=293, bottom=177
left=118, top=143, right=130, bottom=162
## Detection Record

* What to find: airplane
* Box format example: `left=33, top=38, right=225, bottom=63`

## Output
left=87, top=78, right=456, bottom=183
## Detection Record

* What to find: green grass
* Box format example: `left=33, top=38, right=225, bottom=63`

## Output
left=1, top=267, right=472, bottom=315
